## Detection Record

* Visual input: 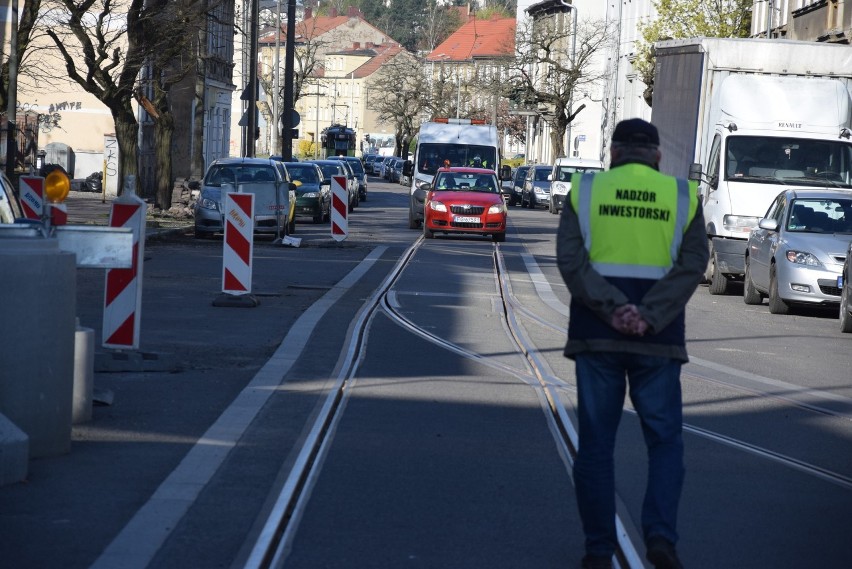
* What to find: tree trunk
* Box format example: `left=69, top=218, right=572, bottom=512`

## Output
left=549, top=112, right=568, bottom=162
left=113, top=109, right=140, bottom=195
left=154, top=110, right=175, bottom=210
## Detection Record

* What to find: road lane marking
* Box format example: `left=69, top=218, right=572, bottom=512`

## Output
left=90, top=247, right=388, bottom=569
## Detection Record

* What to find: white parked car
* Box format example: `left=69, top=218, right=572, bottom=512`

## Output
left=549, top=157, right=604, bottom=214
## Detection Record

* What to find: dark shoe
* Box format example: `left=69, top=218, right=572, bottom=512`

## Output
left=646, top=536, right=684, bottom=569
left=580, top=554, right=613, bottom=569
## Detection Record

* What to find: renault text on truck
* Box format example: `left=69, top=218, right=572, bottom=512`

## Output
left=651, top=38, right=852, bottom=294
left=404, top=119, right=510, bottom=229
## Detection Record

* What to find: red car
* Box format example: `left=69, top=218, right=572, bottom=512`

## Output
left=422, top=167, right=507, bottom=242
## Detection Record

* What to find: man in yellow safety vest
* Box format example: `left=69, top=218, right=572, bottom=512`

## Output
left=556, top=118, right=708, bottom=569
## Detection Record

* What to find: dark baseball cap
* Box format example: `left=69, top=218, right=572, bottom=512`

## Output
left=612, top=118, right=660, bottom=146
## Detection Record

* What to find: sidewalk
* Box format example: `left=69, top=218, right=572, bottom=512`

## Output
left=62, top=190, right=193, bottom=237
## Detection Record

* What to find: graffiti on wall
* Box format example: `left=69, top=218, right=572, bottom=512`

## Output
left=16, top=101, right=83, bottom=133
left=103, top=134, right=119, bottom=195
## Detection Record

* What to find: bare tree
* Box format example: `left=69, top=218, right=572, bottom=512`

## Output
left=510, top=16, right=612, bottom=161
left=0, top=0, right=46, bottom=110
left=366, top=52, right=430, bottom=158
left=139, top=0, right=206, bottom=207
left=258, top=17, right=328, bottom=151
left=40, top=0, right=219, bottom=202
left=419, top=0, right=462, bottom=53
left=40, top=0, right=156, bottom=193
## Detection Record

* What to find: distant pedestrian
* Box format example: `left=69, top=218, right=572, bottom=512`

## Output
left=556, top=118, right=709, bottom=569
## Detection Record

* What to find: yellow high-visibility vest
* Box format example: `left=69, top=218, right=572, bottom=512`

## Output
left=570, top=164, right=698, bottom=279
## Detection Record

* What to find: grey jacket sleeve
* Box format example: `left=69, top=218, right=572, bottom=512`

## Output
left=637, top=203, right=709, bottom=333
left=555, top=200, right=630, bottom=324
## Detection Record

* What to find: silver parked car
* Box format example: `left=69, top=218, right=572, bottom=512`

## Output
left=194, top=157, right=296, bottom=238
left=744, top=188, right=852, bottom=314
left=840, top=241, right=852, bottom=332
left=521, top=164, right=552, bottom=209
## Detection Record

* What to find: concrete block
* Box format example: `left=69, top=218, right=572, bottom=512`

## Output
left=0, top=413, right=29, bottom=487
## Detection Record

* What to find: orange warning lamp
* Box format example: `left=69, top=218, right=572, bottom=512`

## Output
left=45, top=170, right=71, bottom=203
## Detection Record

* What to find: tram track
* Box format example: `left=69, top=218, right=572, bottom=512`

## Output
left=243, top=237, right=628, bottom=568
left=505, top=247, right=852, bottom=490
left=243, top=232, right=851, bottom=569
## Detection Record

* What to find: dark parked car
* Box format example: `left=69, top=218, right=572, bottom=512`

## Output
left=382, top=157, right=398, bottom=180
left=392, top=158, right=405, bottom=184
left=363, top=153, right=378, bottom=174
left=284, top=162, right=330, bottom=223
left=840, top=241, right=852, bottom=333
left=340, top=156, right=368, bottom=201
left=509, top=165, right=530, bottom=206
left=310, top=160, right=359, bottom=212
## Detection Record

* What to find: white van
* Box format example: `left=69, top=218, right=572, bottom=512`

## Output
left=549, top=157, right=604, bottom=214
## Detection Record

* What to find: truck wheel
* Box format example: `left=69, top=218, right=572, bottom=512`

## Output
left=768, top=264, right=790, bottom=315
left=840, top=281, right=852, bottom=333
left=743, top=257, right=763, bottom=305
left=549, top=199, right=556, bottom=214
left=707, top=252, right=730, bottom=295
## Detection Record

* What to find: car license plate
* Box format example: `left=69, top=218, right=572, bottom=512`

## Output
left=455, top=216, right=480, bottom=223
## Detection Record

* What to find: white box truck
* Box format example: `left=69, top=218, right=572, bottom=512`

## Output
left=651, top=38, right=852, bottom=294
left=403, top=119, right=510, bottom=229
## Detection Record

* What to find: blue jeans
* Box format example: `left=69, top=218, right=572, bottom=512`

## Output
left=573, top=352, right=684, bottom=557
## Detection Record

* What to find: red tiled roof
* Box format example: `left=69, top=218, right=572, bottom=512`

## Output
left=351, top=44, right=404, bottom=79
left=259, top=8, right=389, bottom=46
left=426, top=16, right=515, bottom=62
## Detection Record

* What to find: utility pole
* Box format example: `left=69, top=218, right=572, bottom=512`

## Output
left=281, top=0, right=296, bottom=161
left=274, top=0, right=282, bottom=155
left=246, top=0, right=259, bottom=157
left=4, top=0, right=19, bottom=179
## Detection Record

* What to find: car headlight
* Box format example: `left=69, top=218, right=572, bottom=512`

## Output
left=552, top=182, right=569, bottom=195
left=429, top=201, right=447, bottom=212
left=488, top=203, right=506, bottom=214
left=199, top=197, right=218, bottom=211
left=301, top=192, right=318, bottom=198
left=785, top=250, right=822, bottom=267
left=723, top=215, right=759, bottom=232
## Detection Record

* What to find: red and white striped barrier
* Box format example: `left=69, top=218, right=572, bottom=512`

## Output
left=222, top=192, right=254, bottom=294
left=50, top=203, right=68, bottom=226
left=19, top=176, right=44, bottom=220
left=330, top=175, right=348, bottom=242
left=102, top=192, right=146, bottom=349
left=19, top=175, right=68, bottom=225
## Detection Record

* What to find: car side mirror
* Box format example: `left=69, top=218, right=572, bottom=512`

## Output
left=320, top=179, right=330, bottom=187
left=403, top=160, right=413, bottom=176
left=289, top=182, right=298, bottom=192
left=688, top=163, right=703, bottom=181
left=500, top=164, right=512, bottom=181
left=758, top=218, right=778, bottom=231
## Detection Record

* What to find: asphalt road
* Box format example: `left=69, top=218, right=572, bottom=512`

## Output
left=1, top=176, right=851, bottom=568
